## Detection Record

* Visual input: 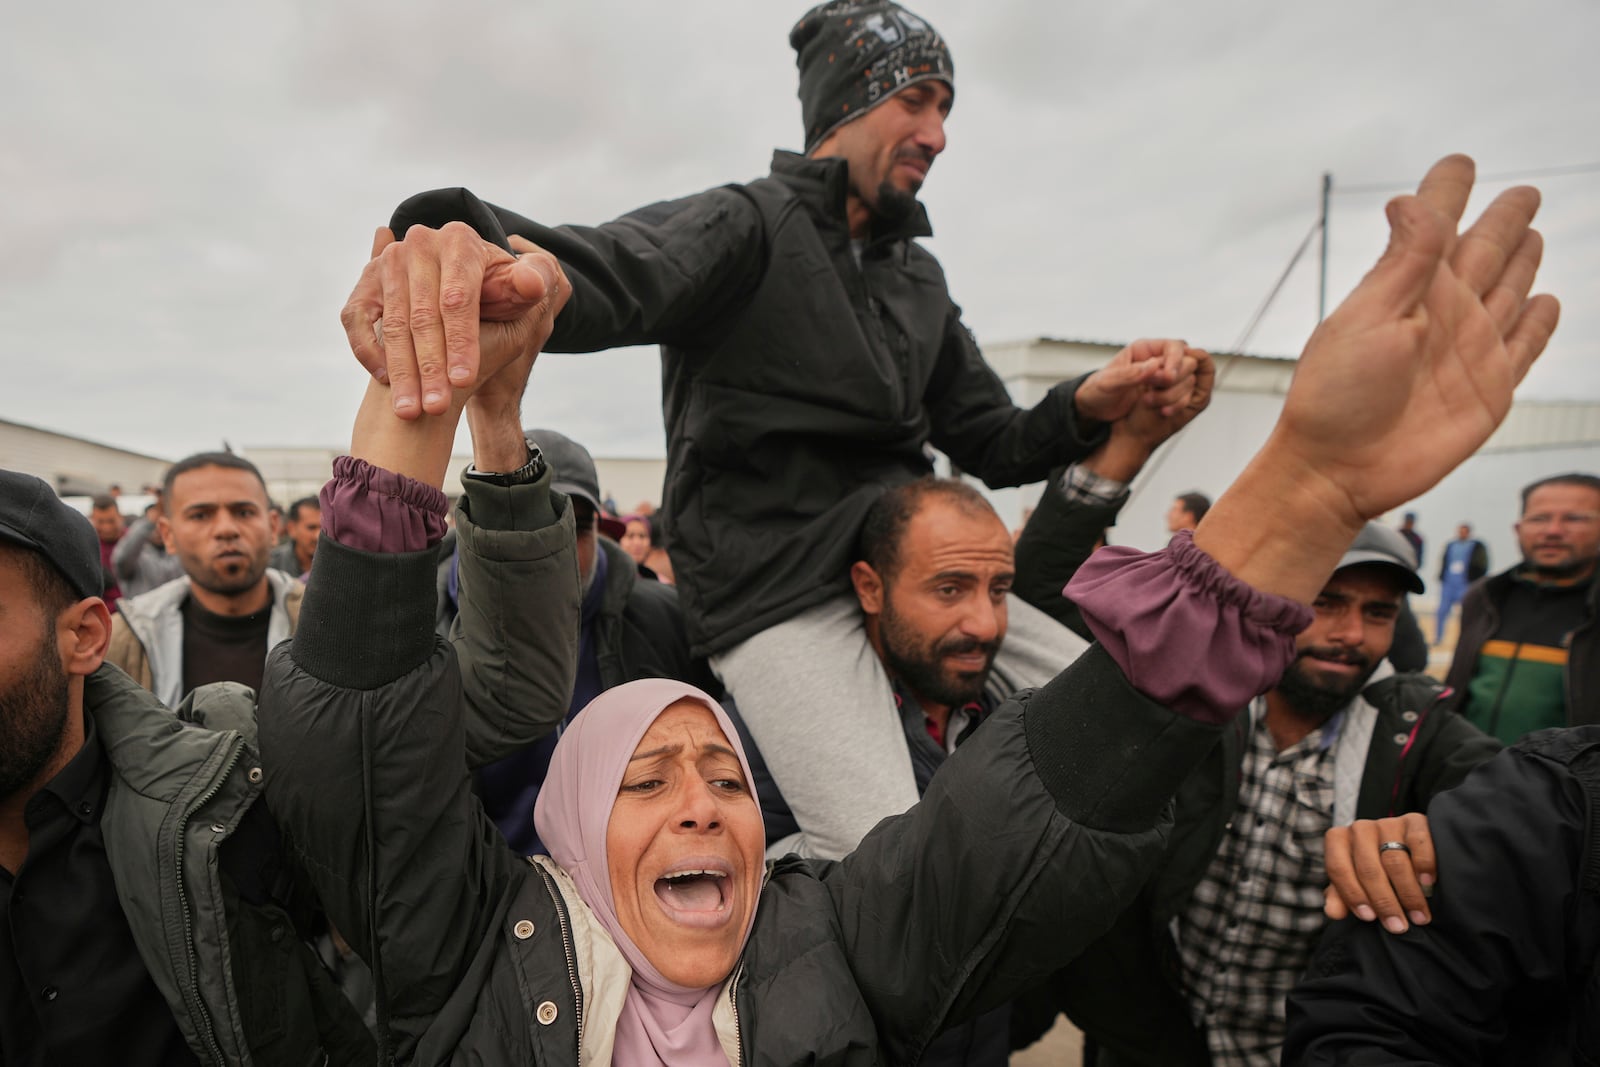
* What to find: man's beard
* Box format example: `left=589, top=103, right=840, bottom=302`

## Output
left=866, top=148, right=931, bottom=225
left=871, top=180, right=919, bottom=225
left=0, top=626, right=71, bottom=801
left=1525, top=547, right=1595, bottom=580
left=1274, top=646, right=1381, bottom=724
left=191, top=550, right=269, bottom=597
left=878, top=601, right=999, bottom=710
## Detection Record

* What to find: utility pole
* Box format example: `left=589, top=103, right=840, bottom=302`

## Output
left=1317, top=172, right=1332, bottom=322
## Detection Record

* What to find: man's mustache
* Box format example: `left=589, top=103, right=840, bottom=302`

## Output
left=1298, top=646, right=1370, bottom=669
left=936, top=635, right=1000, bottom=660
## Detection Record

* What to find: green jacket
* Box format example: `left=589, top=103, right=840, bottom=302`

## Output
left=87, top=665, right=374, bottom=1066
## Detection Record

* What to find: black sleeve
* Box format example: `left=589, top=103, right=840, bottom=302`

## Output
left=1285, top=744, right=1592, bottom=1064
left=1404, top=699, right=1500, bottom=807
left=391, top=186, right=768, bottom=352
left=821, top=645, right=1221, bottom=1062
left=923, top=313, right=1109, bottom=488
left=259, top=514, right=579, bottom=1060
left=1013, top=467, right=1126, bottom=640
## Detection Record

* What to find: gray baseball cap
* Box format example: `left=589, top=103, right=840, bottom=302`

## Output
left=1337, top=521, right=1425, bottom=595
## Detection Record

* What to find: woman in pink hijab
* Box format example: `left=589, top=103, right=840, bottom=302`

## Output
left=534, top=679, right=765, bottom=1066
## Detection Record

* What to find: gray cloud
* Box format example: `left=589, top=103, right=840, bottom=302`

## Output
left=2, top=0, right=1596, bottom=462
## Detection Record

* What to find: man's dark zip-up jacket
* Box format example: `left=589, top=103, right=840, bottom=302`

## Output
left=392, top=151, right=1106, bottom=656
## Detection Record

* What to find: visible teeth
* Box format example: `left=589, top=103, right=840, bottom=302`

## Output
left=664, top=870, right=725, bottom=882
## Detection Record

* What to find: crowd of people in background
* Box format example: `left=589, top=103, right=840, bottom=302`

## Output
left=1, top=3, right=1591, bottom=1067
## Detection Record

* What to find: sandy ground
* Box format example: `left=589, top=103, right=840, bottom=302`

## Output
left=1011, top=1017, right=1083, bottom=1066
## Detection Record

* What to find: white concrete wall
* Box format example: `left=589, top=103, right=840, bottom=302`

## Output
left=0, top=418, right=170, bottom=496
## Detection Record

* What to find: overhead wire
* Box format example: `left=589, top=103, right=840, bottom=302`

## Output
left=1332, top=160, right=1600, bottom=196
left=1070, top=158, right=1600, bottom=508
left=1123, top=215, right=1322, bottom=503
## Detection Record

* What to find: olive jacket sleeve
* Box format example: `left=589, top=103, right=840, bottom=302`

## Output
left=447, top=471, right=582, bottom=768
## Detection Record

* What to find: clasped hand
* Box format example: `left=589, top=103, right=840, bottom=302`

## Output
left=341, top=223, right=570, bottom=416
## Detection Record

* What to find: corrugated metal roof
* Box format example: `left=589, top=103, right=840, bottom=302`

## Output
left=1483, top=401, right=1600, bottom=453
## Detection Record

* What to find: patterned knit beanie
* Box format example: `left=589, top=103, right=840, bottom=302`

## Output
left=791, top=1, right=954, bottom=153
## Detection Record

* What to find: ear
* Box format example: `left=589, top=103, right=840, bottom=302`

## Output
left=850, top=561, right=885, bottom=616
left=158, top=513, right=176, bottom=554
left=58, top=597, right=112, bottom=677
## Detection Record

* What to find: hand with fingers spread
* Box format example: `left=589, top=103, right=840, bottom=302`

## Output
left=1323, top=813, right=1436, bottom=933
left=1074, top=338, right=1204, bottom=425
left=340, top=223, right=565, bottom=418
left=1196, top=154, right=1561, bottom=605
left=1271, top=155, right=1559, bottom=524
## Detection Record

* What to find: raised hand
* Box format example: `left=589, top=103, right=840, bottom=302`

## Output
left=1197, top=155, right=1561, bottom=604
left=1116, top=345, right=1214, bottom=450
left=340, top=223, right=563, bottom=418
left=1075, top=338, right=1203, bottom=424
left=462, top=235, right=564, bottom=471
left=1272, top=155, right=1558, bottom=524
left=343, top=230, right=570, bottom=488
left=1078, top=347, right=1214, bottom=483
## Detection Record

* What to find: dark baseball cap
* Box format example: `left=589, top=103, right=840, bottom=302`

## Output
left=1336, top=521, right=1425, bottom=595
left=524, top=428, right=626, bottom=539
left=0, top=469, right=105, bottom=600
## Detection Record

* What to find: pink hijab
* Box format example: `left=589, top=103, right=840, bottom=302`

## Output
left=534, top=679, right=760, bottom=1066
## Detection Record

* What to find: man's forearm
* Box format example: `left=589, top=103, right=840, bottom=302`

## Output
left=1079, top=433, right=1154, bottom=485
left=464, top=395, right=530, bottom=473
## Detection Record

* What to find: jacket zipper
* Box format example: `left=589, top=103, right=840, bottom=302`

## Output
left=536, top=863, right=584, bottom=1056
left=177, top=736, right=247, bottom=1064
left=729, top=961, right=746, bottom=1067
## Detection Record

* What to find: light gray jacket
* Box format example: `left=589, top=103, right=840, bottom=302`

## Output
left=111, top=516, right=186, bottom=597
left=107, top=570, right=302, bottom=709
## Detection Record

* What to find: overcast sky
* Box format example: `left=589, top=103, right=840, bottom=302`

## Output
left=4, top=0, right=1597, bottom=464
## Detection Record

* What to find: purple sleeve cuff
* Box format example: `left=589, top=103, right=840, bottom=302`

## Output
left=1066, top=530, right=1313, bottom=724
left=319, top=456, right=449, bottom=555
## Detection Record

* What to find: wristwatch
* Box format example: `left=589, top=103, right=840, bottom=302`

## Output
left=462, top=442, right=547, bottom=487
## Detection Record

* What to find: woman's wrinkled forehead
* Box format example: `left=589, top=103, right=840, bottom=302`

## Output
left=628, top=700, right=732, bottom=759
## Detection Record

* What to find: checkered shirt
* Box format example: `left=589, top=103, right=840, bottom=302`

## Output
left=1176, top=701, right=1339, bottom=1067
